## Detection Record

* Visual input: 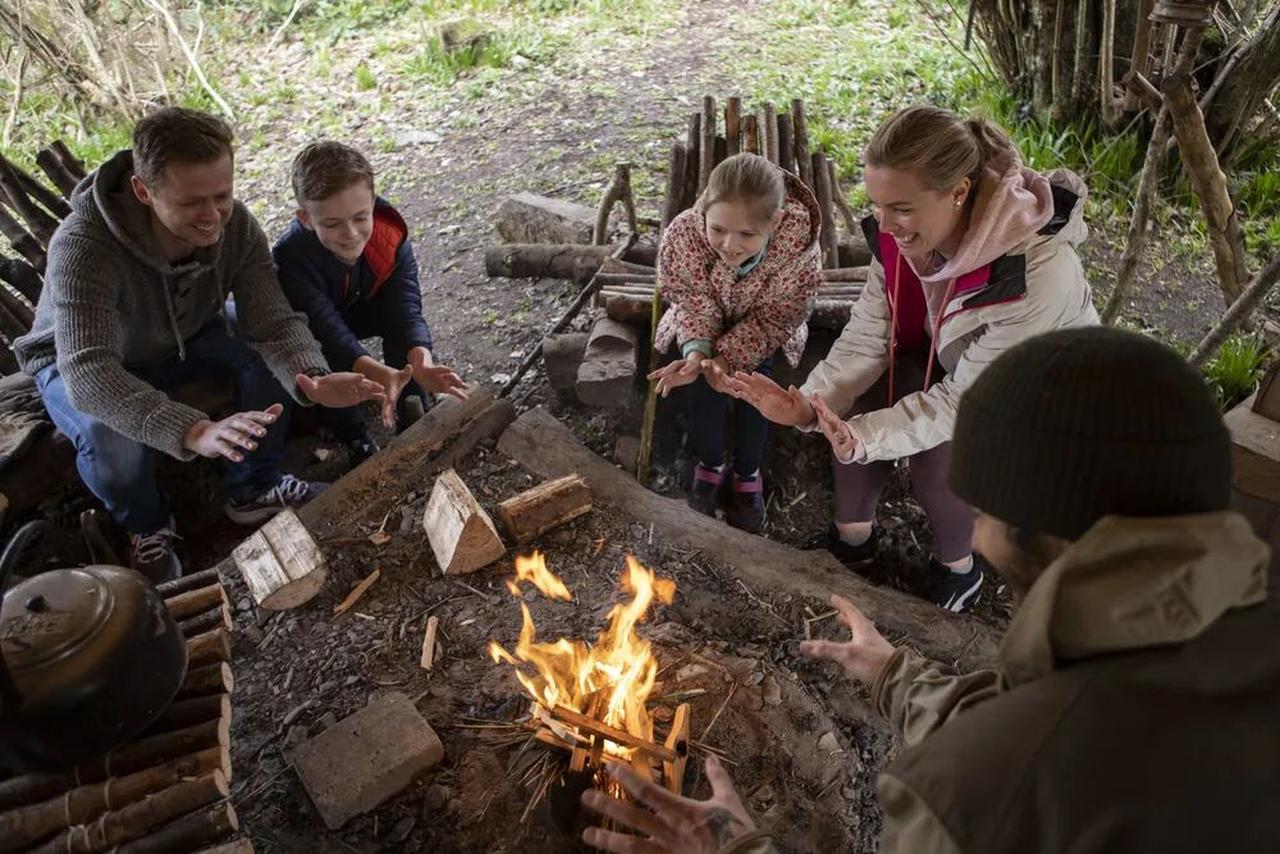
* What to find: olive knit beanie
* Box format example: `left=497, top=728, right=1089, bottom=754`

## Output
left=949, top=327, right=1232, bottom=540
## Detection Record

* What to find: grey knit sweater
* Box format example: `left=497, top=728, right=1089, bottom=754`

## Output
left=14, top=150, right=330, bottom=461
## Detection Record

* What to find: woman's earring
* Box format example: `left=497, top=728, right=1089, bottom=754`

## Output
left=954, top=199, right=963, bottom=208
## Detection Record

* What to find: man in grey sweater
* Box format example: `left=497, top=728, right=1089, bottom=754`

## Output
left=14, top=108, right=386, bottom=581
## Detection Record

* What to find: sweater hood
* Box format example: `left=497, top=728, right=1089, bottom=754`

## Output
left=916, top=156, right=1084, bottom=284
left=1001, top=512, right=1270, bottom=686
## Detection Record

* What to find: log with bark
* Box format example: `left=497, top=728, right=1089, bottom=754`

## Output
left=725, top=97, right=741, bottom=156
left=791, top=99, right=813, bottom=191
left=35, top=148, right=81, bottom=200
left=114, top=802, right=238, bottom=854
left=699, top=96, right=716, bottom=195
left=178, top=603, right=233, bottom=638
left=484, top=242, right=656, bottom=284
left=742, top=114, right=759, bottom=156
left=156, top=569, right=221, bottom=598
left=0, top=256, right=43, bottom=303
left=187, top=627, right=232, bottom=669
left=496, top=473, right=593, bottom=543
left=143, top=695, right=231, bottom=736
left=811, top=152, right=840, bottom=268
left=495, top=192, right=602, bottom=245
left=164, top=583, right=227, bottom=622
left=660, top=143, right=688, bottom=233
left=777, top=112, right=794, bottom=175
left=177, top=664, right=234, bottom=701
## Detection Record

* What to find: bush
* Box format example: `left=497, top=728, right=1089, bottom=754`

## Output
left=1202, top=332, right=1270, bottom=411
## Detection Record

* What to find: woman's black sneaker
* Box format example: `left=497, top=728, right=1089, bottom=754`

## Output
left=804, top=524, right=879, bottom=566
left=919, top=553, right=986, bottom=613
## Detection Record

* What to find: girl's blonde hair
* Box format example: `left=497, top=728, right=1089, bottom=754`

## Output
left=700, top=153, right=787, bottom=223
left=863, top=105, right=1021, bottom=194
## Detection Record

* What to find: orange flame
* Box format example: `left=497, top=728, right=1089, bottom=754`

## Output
left=488, top=553, right=676, bottom=756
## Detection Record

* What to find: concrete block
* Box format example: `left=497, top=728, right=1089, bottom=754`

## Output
left=289, top=691, right=444, bottom=829
left=542, top=332, right=590, bottom=396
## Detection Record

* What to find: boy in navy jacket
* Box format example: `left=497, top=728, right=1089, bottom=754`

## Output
left=273, top=142, right=467, bottom=463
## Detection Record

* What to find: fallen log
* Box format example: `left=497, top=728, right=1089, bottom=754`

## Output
left=497, top=408, right=999, bottom=670
left=114, top=801, right=238, bottom=854
left=423, top=468, right=505, bottom=575
left=496, top=192, right=600, bottom=245
left=497, top=473, right=593, bottom=543
left=484, top=242, right=656, bottom=284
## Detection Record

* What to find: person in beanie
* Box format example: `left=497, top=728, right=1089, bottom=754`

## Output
left=578, top=327, right=1280, bottom=854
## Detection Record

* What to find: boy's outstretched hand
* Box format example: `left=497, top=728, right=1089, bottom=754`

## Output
left=800, top=594, right=896, bottom=685
left=408, top=346, right=469, bottom=401
left=295, top=371, right=387, bottom=410
left=580, top=755, right=758, bottom=853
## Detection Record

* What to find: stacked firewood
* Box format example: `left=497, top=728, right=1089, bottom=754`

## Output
left=0, top=145, right=85, bottom=375
left=0, top=569, right=249, bottom=853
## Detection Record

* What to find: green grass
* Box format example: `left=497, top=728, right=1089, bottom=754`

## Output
left=1202, top=332, right=1270, bottom=411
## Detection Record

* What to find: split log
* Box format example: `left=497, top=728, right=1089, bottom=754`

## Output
left=497, top=473, right=593, bottom=543
left=484, top=242, right=655, bottom=284
left=115, top=802, right=238, bottom=854
left=593, top=163, right=637, bottom=245
left=576, top=315, right=639, bottom=408
left=177, top=663, right=234, bottom=700
left=179, top=603, right=233, bottom=638
left=660, top=143, right=688, bottom=232
left=0, top=256, right=43, bottom=303
left=35, top=148, right=81, bottom=199
left=1164, top=69, right=1250, bottom=304
left=495, top=192, right=600, bottom=245
left=232, top=508, right=328, bottom=610
left=165, top=583, right=227, bottom=622
left=791, top=99, right=813, bottom=191
left=423, top=468, right=505, bottom=575
left=776, top=113, right=794, bottom=174
left=497, top=408, right=999, bottom=670
left=662, top=704, right=690, bottom=797
left=742, top=114, right=759, bottom=156
left=27, top=772, right=229, bottom=854
left=187, top=627, right=232, bottom=669
left=725, top=97, right=742, bottom=156
left=811, top=152, right=840, bottom=268
left=143, top=695, right=231, bottom=736
left=420, top=615, right=440, bottom=670
left=0, top=748, right=227, bottom=851
left=157, top=568, right=221, bottom=598
left=699, top=96, right=716, bottom=194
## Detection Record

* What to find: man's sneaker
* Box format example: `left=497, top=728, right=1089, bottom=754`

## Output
left=724, top=473, right=765, bottom=533
left=804, top=524, right=879, bottom=567
left=346, top=433, right=380, bottom=467
left=919, top=553, right=986, bottom=613
left=129, top=525, right=183, bottom=584
left=688, top=463, right=725, bottom=516
left=225, top=474, right=329, bottom=525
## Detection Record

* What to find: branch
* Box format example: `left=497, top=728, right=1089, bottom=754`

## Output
left=2, top=46, right=26, bottom=146
left=142, top=0, right=234, bottom=120
left=267, top=0, right=308, bottom=51
left=1190, top=250, right=1280, bottom=366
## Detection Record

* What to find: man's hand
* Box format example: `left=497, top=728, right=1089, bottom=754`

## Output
left=811, top=393, right=858, bottom=463
left=183, top=403, right=282, bottom=463
left=354, top=356, right=414, bottom=428
left=727, top=371, right=816, bottom=426
left=647, top=352, right=706, bottom=397
left=800, top=594, right=896, bottom=685
left=581, top=755, right=756, bottom=853
left=295, top=371, right=386, bottom=410
left=408, top=346, right=469, bottom=401
left=703, top=355, right=734, bottom=395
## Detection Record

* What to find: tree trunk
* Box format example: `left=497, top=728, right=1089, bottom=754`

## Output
left=1202, top=4, right=1280, bottom=160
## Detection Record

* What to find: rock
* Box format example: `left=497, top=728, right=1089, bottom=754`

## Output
left=343, top=675, right=361, bottom=688
left=423, top=783, right=452, bottom=815
left=388, top=815, right=417, bottom=843
left=542, top=333, right=590, bottom=396
left=395, top=129, right=442, bottom=148
left=319, top=711, right=339, bottom=730
left=491, top=372, right=512, bottom=385
left=818, top=731, right=844, bottom=755
left=762, top=676, right=782, bottom=706
left=751, top=783, right=775, bottom=804
left=675, top=663, right=709, bottom=682
left=744, top=670, right=765, bottom=687
left=313, top=447, right=334, bottom=463
left=236, top=597, right=252, bottom=613
left=576, top=317, right=638, bottom=408
left=613, top=435, right=640, bottom=473
left=243, top=624, right=265, bottom=645
left=288, top=692, right=445, bottom=830
left=495, top=192, right=603, bottom=245
left=285, top=725, right=309, bottom=747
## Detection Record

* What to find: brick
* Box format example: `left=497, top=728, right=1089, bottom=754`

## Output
left=288, top=692, right=444, bottom=829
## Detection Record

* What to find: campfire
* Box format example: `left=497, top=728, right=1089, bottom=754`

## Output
left=486, top=552, right=692, bottom=821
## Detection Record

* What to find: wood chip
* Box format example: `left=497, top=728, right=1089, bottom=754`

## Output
left=420, top=615, right=440, bottom=670
left=369, top=530, right=392, bottom=546
left=333, top=568, right=381, bottom=616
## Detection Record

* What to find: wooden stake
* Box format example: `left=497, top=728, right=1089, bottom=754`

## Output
left=699, top=96, right=716, bottom=194
left=725, top=97, right=741, bottom=156
left=684, top=112, right=701, bottom=209
left=763, top=103, right=779, bottom=164
left=593, top=163, right=637, bottom=245
left=165, top=584, right=227, bottom=622
left=742, top=114, right=759, bottom=155
left=776, top=113, right=793, bottom=174
left=661, top=704, right=690, bottom=796
left=496, top=473, right=593, bottom=543
left=812, top=152, right=839, bottom=268
left=791, top=99, right=813, bottom=191
left=187, top=627, right=232, bottom=669
left=420, top=615, right=440, bottom=670
left=1190, top=250, right=1280, bottom=366
left=548, top=706, right=677, bottom=763
left=660, top=142, right=688, bottom=234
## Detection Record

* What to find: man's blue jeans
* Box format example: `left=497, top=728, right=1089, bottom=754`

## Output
left=35, top=319, right=292, bottom=534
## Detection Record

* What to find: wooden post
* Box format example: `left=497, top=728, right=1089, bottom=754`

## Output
left=422, top=468, right=505, bottom=575
left=763, top=104, right=779, bottom=164
left=232, top=508, right=328, bottom=610
left=742, top=114, right=759, bottom=156
left=699, top=96, right=716, bottom=195
left=827, top=158, right=859, bottom=234
left=496, top=474, right=593, bottom=543
left=725, top=97, right=741, bottom=156
left=1124, top=0, right=1158, bottom=110
left=1190, top=250, right=1280, bottom=366
left=812, top=152, right=839, bottom=268
left=685, top=112, right=701, bottom=209
left=144, top=695, right=231, bottom=736
left=35, top=148, right=80, bottom=199
left=777, top=113, right=794, bottom=174
left=660, top=143, right=688, bottom=233
left=791, top=99, right=813, bottom=191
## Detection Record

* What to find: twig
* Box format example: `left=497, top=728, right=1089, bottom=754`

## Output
left=2, top=47, right=27, bottom=146
left=142, top=0, right=234, bottom=119
left=700, top=681, right=738, bottom=742
left=735, top=578, right=791, bottom=628
left=267, top=0, right=308, bottom=50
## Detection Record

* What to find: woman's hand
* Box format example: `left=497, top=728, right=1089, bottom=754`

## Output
left=702, top=355, right=734, bottom=395
left=811, top=393, right=858, bottom=463
left=800, top=594, right=896, bottom=685
left=580, top=755, right=756, bottom=853
left=647, top=352, right=706, bottom=397
left=727, top=371, right=815, bottom=426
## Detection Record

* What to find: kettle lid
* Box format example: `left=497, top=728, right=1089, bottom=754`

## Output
left=0, top=568, right=114, bottom=670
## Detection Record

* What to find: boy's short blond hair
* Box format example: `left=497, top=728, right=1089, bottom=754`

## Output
left=290, top=141, right=375, bottom=206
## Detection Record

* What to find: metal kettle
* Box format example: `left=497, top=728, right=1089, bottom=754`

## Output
left=0, top=521, right=188, bottom=772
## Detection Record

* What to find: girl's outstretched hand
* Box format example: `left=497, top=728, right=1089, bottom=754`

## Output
left=727, top=371, right=815, bottom=426
left=647, top=354, right=705, bottom=397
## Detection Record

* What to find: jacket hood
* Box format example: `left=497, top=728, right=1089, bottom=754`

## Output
left=692, top=170, right=823, bottom=262
left=917, top=159, right=1085, bottom=284
left=1001, top=512, right=1270, bottom=685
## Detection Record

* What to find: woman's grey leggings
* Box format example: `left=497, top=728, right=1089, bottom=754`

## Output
left=830, top=350, right=974, bottom=563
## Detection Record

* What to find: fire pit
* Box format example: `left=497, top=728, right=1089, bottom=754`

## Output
left=486, top=552, right=693, bottom=827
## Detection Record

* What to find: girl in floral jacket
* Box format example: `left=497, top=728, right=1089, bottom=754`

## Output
left=649, top=153, right=822, bottom=531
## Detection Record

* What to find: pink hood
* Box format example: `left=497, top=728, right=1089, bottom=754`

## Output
left=914, top=151, right=1055, bottom=284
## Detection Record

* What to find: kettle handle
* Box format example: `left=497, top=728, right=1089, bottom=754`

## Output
left=0, top=520, right=47, bottom=711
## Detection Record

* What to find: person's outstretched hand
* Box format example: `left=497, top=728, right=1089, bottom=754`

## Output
left=295, top=371, right=386, bottom=410
left=702, top=355, right=734, bottom=395
left=800, top=594, right=896, bottom=685
left=727, top=371, right=815, bottom=426
left=810, top=393, right=858, bottom=463
left=183, top=403, right=283, bottom=463
left=648, top=353, right=706, bottom=397
left=581, top=755, right=756, bottom=853
left=408, top=346, right=469, bottom=401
